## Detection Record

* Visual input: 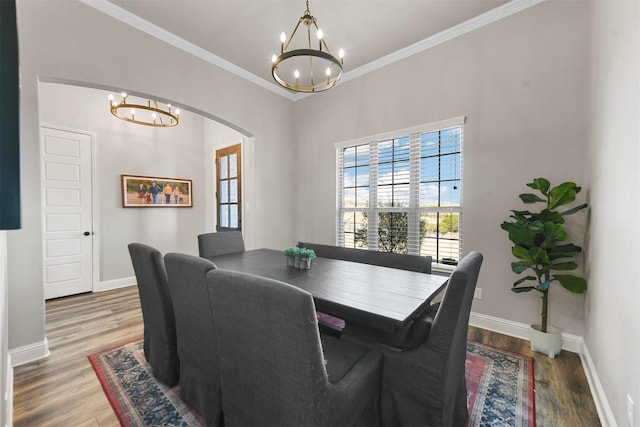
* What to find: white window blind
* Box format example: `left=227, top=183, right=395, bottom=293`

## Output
left=336, top=117, right=465, bottom=266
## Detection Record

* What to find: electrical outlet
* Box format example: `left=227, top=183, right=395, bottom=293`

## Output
left=627, top=394, right=635, bottom=427
left=474, top=288, right=483, bottom=300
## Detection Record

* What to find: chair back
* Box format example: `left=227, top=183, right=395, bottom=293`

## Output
left=208, top=269, right=330, bottom=426
left=424, top=251, right=483, bottom=425
left=164, top=253, right=222, bottom=426
left=127, top=243, right=179, bottom=387
left=379, top=251, right=483, bottom=427
left=297, top=241, right=432, bottom=273
left=198, top=231, right=245, bottom=259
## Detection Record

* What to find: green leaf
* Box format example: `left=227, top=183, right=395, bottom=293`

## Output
left=544, top=222, right=567, bottom=243
left=548, top=243, right=582, bottom=255
left=511, top=286, right=536, bottom=293
left=502, top=222, right=537, bottom=248
left=512, top=246, right=532, bottom=261
left=526, top=178, right=550, bottom=194
left=560, top=203, right=588, bottom=216
left=514, top=275, right=537, bottom=285
left=509, top=211, right=535, bottom=224
left=519, top=193, right=546, bottom=204
left=555, top=274, right=587, bottom=293
left=550, top=261, right=578, bottom=271
left=539, top=209, right=565, bottom=224
left=528, top=221, right=545, bottom=232
left=549, top=182, right=578, bottom=209
left=536, top=280, right=552, bottom=292
left=528, top=246, right=546, bottom=263
left=511, top=261, right=532, bottom=274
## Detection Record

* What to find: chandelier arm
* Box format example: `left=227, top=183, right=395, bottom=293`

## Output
left=285, top=19, right=304, bottom=52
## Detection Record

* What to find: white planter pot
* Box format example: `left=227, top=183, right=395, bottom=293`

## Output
left=529, top=324, right=562, bottom=358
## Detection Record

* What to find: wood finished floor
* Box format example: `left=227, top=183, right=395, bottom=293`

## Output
left=12, top=286, right=601, bottom=426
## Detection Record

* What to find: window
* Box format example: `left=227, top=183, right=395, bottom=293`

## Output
left=336, top=117, right=464, bottom=267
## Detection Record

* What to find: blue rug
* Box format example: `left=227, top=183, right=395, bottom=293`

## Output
left=89, top=339, right=535, bottom=426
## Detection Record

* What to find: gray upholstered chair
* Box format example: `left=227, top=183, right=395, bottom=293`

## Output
left=379, top=251, right=483, bottom=427
left=207, top=268, right=383, bottom=427
left=198, top=231, right=245, bottom=259
left=297, top=242, right=434, bottom=336
left=164, top=253, right=222, bottom=427
left=127, top=243, right=179, bottom=387
left=297, top=242, right=432, bottom=273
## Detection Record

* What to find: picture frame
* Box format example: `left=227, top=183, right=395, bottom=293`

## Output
left=121, top=174, right=193, bottom=208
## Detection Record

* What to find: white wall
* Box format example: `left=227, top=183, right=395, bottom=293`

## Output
left=0, top=232, right=9, bottom=426
left=293, top=1, right=590, bottom=336
left=586, top=1, right=640, bottom=425
left=39, top=83, right=209, bottom=280
left=12, top=0, right=295, bottom=352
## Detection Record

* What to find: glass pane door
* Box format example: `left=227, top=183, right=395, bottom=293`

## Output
left=215, top=144, right=242, bottom=231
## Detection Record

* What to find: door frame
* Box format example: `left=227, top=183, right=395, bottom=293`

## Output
left=40, top=124, right=100, bottom=296
left=215, top=143, right=242, bottom=232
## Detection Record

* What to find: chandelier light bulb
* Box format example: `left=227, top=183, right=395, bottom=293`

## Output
left=270, top=0, right=344, bottom=93
left=339, top=48, right=345, bottom=59
left=121, top=92, right=127, bottom=98
left=108, top=94, right=114, bottom=101
left=176, top=109, right=180, bottom=116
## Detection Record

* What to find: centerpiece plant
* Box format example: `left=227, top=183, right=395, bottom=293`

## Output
left=500, top=178, right=588, bottom=334
left=283, top=247, right=316, bottom=270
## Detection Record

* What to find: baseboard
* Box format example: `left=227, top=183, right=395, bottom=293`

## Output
left=469, top=311, right=582, bottom=353
left=579, top=342, right=617, bottom=427
left=97, top=276, right=136, bottom=292
left=9, top=338, right=49, bottom=367
left=469, top=311, right=614, bottom=427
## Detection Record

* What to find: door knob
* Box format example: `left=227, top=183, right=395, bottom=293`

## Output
left=83, top=231, right=91, bottom=236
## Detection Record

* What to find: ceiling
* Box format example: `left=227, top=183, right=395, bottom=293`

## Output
left=84, top=0, right=541, bottom=99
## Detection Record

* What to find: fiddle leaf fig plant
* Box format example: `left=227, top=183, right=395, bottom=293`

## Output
left=500, top=178, right=588, bottom=333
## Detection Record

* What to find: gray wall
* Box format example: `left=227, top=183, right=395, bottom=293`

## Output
left=12, top=0, right=295, bottom=350
left=292, top=1, right=590, bottom=336
left=39, top=83, right=208, bottom=281
left=587, top=1, right=640, bottom=425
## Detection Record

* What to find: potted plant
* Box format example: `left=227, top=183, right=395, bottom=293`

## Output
left=500, top=178, right=588, bottom=357
left=283, top=247, right=298, bottom=267
left=297, top=248, right=316, bottom=270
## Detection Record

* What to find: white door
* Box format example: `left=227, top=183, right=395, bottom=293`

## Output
left=41, top=127, right=94, bottom=299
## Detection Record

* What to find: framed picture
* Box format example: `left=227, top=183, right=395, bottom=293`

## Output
left=121, top=174, right=193, bottom=207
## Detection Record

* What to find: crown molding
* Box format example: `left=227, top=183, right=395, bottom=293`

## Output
left=80, top=0, right=545, bottom=102
left=79, top=0, right=299, bottom=101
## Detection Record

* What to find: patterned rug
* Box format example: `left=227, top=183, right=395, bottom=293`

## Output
left=89, top=339, right=535, bottom=426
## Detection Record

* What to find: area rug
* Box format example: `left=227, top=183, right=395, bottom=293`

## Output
left=89, top=339, right=535, bottom=427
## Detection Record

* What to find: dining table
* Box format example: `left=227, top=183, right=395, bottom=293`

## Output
left=205, top=248, right=449, bottom=333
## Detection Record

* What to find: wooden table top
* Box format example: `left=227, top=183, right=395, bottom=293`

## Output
left=207, top=248, right=449, bottom=333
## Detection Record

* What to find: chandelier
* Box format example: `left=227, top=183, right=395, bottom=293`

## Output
left=271, top=0, right=344, bottom=93
left=108, top=93, right=180, bottom=127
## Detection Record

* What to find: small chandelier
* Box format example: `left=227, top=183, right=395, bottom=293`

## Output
left=108, top=93, right=180, bottom=127
left=271, top=0, right=344, bottom=93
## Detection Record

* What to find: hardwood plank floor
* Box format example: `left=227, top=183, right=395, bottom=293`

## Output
left=12, top=287, right=601, bottom=426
